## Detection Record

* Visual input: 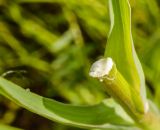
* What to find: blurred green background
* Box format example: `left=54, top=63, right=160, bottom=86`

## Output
left=0, top=0, right=160, bottom=130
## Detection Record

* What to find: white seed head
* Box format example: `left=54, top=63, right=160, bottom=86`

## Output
left=89, top=58, right=114, bottom=78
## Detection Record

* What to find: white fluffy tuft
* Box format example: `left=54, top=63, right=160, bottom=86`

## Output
left=89, top=58, right=113, bottom=78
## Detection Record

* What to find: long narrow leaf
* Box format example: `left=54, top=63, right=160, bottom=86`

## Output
left=0, top=77, right=133, bottom=129
left=105, top=0, right=147, bottom=111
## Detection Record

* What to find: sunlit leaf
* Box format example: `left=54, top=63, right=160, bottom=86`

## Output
left=104, top=0, right=147, bottom=112
left=0, top=77, right=134, bottom=129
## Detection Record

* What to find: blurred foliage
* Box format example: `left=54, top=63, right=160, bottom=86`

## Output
left=0, top=0, right=160, bottom=130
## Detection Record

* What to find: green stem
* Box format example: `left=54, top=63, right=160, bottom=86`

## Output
left=89, top=58, right=160, bottom=130
left=103, top=69, right=160, bottom=130
left=105, top=0, right=160, bottom=129
left=137, top=112, right=160, bottom=130
left=104, top=68, right=144, bottom=119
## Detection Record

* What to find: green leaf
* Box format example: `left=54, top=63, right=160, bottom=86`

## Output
left=16, top=0, right=65, bottom=3
left=94, top=126, right=140, bottom=130
left=104, top=0, right=147, bottom=112
left=0, top=77, right=133, bottom=129
left=0, top=124, right=23, bottom=130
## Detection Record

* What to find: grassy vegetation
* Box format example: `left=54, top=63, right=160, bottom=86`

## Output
left=0, top=0, right=160, bottom=130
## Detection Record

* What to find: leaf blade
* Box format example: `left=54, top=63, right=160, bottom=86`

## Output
left=104, top=0, right=147, bottom=111
left=0, top=77, right=133, bottom=129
